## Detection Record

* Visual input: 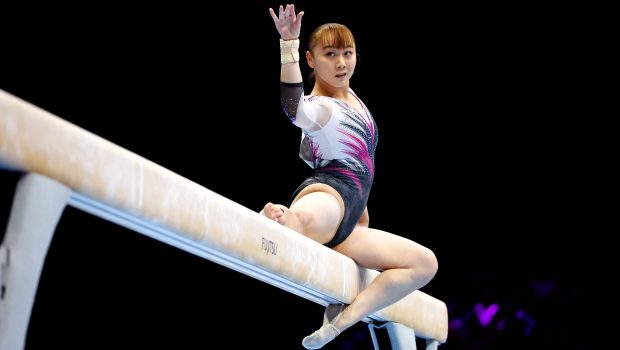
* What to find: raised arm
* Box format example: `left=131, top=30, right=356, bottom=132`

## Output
left=269, top=4, right=304, bottom=83
left=269, top=5, right=325, bottom=131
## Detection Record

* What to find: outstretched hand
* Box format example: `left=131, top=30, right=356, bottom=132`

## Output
left=269, top=4, right=304, bottom=40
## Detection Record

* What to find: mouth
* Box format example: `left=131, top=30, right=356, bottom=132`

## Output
left=335, top=73, right=347, bottom=78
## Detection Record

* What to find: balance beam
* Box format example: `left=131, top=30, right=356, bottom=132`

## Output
left=0, top=89, right=448, bottom=347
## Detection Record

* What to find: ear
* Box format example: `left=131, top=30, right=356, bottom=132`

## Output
left=306, top=51, right=314, bottom=68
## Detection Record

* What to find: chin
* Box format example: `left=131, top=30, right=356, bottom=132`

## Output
left=332, top=80, right=349, bottom=87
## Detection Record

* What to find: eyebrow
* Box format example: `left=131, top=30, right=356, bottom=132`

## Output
left=321, top=45, right=355, bottom=50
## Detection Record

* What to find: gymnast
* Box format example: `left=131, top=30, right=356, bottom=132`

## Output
left=262, top=4, right=439, bottom=349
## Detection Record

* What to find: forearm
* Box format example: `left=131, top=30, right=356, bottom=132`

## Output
left=281, top=61, right=303, bottom=83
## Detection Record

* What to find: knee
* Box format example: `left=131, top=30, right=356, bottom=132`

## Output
left=417, top=248, right=439, bottom=285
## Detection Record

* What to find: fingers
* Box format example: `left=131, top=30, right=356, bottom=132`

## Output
left=269, top=4, right=303, bottom=29
left=268, top=5, right=285, bottom=22
left=274, top=4, right=300, bottom=20
left=286, top=4, right=294, bottom=18
left=268, top=8, right=278, bottom=23
left=279, top=4, right=286, bottom=19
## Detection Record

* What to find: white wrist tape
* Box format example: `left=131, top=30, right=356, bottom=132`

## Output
left=280, top=39, right=300, bottom=64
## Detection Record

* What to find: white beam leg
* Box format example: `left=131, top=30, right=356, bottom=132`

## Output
left=0, top=173, right=70, bottom=350
left=385, top=322, right=418, bottom=350
left=368, top=322, right=382, bottom=350
left=425, top=339, right=439, bottom=350
left=368, top=322, right=418, bottom=350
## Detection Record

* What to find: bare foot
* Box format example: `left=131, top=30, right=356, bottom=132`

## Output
left=261, top=202, right=305, bottom=233
left=261, top=202, right=286, bottom=223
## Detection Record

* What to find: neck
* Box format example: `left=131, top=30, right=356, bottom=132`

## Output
left=311, top=85, right=349, bottom=99
left=311, top=78, right=349, bottom=98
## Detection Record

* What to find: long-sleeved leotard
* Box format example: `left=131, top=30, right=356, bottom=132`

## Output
left=281, top=82, right=378, bottom=247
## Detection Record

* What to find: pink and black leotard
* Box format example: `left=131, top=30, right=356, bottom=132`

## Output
left=280, top=82, right=378, bottom=247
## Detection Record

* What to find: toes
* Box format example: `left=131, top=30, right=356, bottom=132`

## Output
left=302, top=324, right=340, bottom=349
left=262, top=203, right=289, bottom=223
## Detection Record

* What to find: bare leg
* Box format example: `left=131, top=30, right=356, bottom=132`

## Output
left=303, top=226, right=438, bottom=348
left=261, top=191, right=343, bottom=244
left=335, top=227, right=437, bottom=331
left=261, top=202, right=306, bottom=233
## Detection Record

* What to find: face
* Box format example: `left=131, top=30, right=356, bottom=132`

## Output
left=307, top=44, right=357, bottom=88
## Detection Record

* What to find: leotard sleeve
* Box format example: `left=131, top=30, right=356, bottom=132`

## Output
left=280, top=82, right=330, bottom=131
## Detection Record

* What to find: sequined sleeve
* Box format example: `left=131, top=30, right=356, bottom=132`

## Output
left=280, top=82, right=303, bottom=122
left=280, top=82, right=328, bottom=131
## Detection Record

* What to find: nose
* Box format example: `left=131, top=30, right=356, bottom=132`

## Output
left=336, top=58, right=346, bottom=70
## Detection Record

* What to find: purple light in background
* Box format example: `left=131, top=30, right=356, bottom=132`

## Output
left=515, top=308, right=536, bottom=336
left=496, top=319, right=505, bottom=330
left=475, top=303, right=499, bottom=327
left=449, top=318, right=465, bottom=330
left=533, top=279, right=555, bottom=297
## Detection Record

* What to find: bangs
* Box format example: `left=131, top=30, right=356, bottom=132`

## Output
left=311, top=23, right=356, bottom=50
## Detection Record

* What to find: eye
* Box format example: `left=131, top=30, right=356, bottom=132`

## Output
left=344, top=51, right=354, bottom=56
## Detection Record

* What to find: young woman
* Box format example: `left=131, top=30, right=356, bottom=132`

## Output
left=264, top=4, right=439, bottom=349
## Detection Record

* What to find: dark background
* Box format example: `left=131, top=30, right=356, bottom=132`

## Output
left=1, top=1, right=592, bottom=349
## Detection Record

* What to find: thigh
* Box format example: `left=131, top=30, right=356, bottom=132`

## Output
left=291, top=191, right=343, bottom=224
left=290, top=184, right=345, bottom=244
left=333, top=226, right=433, bottom=271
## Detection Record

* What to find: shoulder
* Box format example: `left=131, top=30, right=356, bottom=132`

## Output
left=303, top=95, right=334, bottom=111
left=304, top=95, right=324, bottom=103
